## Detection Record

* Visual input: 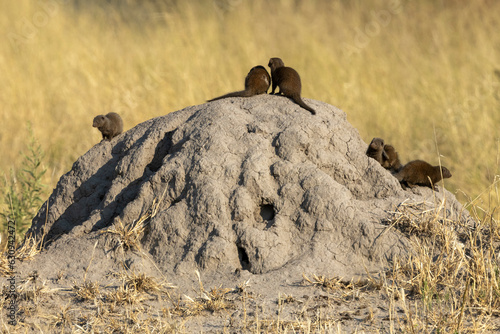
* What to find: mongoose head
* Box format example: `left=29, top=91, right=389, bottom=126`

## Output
left=366, top=138, right=389, bottom=163
left=369, top=138, right=384, bottom=150
left=93, top=115, right=106, bottom=128
left=252, top=65, right=267, bottom=71
left=384, top=145, right=395, bottom=155
left=249, top=66, right=270, bottom=84
left=383, top=145, right=397, bottom=164
left=439, top=166, right=452, bottom=179
left=367, top=138, right=388, bottom=159
left=268, top=57, right=285, bottom=71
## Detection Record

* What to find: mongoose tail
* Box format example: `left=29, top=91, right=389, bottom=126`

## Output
left=207, top=90, right=253, bottom=102
left=291, top=93, right=315, bottom=115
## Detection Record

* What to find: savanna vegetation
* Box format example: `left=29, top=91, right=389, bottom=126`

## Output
left=1, top=0, right=500, bottom=332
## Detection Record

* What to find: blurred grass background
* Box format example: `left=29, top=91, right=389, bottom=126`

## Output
left=0, top=0, right=499, bottom=218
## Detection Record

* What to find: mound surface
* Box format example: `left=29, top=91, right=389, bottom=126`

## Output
left=26, top=95, right=470, bottom=283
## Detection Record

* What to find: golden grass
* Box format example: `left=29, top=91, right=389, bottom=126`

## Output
left=169, top=270, right=235, bottom=316
left=381, top=196, right=500, bottom=332
left=0, top=232, right=45, bottom=277
left=73, top=280, right=100, bottom=302
left=102, top=187, right=166, bottom=252
left=0, top=0, right=499, bottom=208
left=103, top=217, right=146, bottom=252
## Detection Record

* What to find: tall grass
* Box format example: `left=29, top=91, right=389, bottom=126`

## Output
left=1, top=125, right=46, bottom=241
left=0, top=0, right=499, bottom=210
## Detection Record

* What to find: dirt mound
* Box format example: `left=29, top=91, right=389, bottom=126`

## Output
left=26, top=95, right=471, bottom=283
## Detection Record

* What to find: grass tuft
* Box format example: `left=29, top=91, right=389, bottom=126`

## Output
left=73, top=281, right=100, bottom=302
left=382, top=195, right=500, bottom=332
left=102, top=188, right=167, bottom=252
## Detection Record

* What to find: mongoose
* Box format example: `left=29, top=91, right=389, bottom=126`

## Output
left=92, top=112, right=123, bottom=141
left=208, top=65, right=270, bottom=102
left=382, top=144, right=403, bottom=173
left=366, top=138, right=389, bottom=165
left=267, top=57, right=316, bottom=115
left=395, top=160, right=452, bottom=191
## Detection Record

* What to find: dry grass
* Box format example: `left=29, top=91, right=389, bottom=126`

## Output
left=4, top=185, right=500, bottom=332
left=102, top=283, right=148, bottom=307
left=73, top=280, right=100, bottom=302
left=381, top=196, right=500, bottom=332
left=102, top=188, right=166, bottom=252
left=169, top=270, right=236, bottom=317
left=249, top=317, right=339, bottom=333
left=302, top=273, right=348, bottom=291
left=297, top=196, right=500, bottom=332
left=0, top=254, right=13, bottom=277
left=1, top=1, right=500, bottom=332
left=33, top=269, right=179, bottom=332
left=0, top=234, right=44, bottom=277
left=72, top=237, right=175, bottom=307
left=117, top=270, right=175, bottom=295
left=103, top=217, right=146, bottom=252
left=2, top=197, right=500, bottom=332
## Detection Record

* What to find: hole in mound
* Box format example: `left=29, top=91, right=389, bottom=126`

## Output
left=260, top=204, right=275, bottom=221
left=237, top=246, right=250, bottom=270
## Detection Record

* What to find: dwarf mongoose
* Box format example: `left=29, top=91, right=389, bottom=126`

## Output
left=267, top=57, right=316, bottom=115
left=395, top=160, right=452, bottom=191
left=366, top=138, right=389, bottom=165
left=92, top=112, right=123, bottom=141
left=382, top=144, right=403, bottom=173
left=208, top=65, right=271, bottom=102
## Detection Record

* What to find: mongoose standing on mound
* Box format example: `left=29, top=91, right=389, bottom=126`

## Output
left=267, top=57, right=316, bottom=115
left=92, top=112, right=123, bottom=141
left=395, top=160, right=452, bottom=191
left=208, top=65, right=270, bottom=102
left=366, top=138, right=389, bottom=165
left=382, top=144, right=403, bottom=173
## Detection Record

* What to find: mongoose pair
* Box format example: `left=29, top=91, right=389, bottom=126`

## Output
left=366, top=138, right=402, bottom=173
left=208, top=58, right=315, bottom=115
left=366, top=137, right=451, bottom=191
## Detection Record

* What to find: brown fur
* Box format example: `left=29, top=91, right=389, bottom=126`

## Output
left=208, top=65, right=270, bottom=102
left=382, top=144, right=403, bottom=173
left=366, top=138, right=389, bottom=165
left=92, top=112, right=123, bottom=141
left=395, top=160, right=452, bottom=191
left=268, top=57, right=315, bottom=115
